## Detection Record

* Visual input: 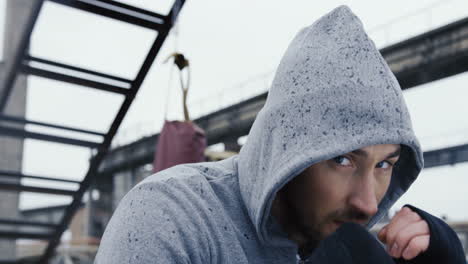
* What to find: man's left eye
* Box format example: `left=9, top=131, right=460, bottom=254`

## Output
left=376, top=161, right=392, bottom=169
left=332, top=156, right=352, bottom=166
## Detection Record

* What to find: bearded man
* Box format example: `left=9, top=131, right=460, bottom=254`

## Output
left=95, top=6, right=466, bottom=264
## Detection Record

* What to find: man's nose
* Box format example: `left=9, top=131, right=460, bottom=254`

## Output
left=348, top=173, right=379, bottom=218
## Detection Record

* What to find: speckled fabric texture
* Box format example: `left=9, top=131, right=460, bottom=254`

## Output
left=95, top=6, right=423, bottom=264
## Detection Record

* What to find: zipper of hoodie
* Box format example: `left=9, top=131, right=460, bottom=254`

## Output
left=297, top=254, right=309, bottom=264
left=300, top=254, right=314, bottom=263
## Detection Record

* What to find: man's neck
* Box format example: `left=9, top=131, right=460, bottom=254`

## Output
left=271, top=193, right=318, bottom=259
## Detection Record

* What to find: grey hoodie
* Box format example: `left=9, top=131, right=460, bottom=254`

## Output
left=95, top=5, right=424, bottom=264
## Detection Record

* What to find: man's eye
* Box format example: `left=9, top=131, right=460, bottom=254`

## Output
left=376, top=161, right=392, bottom=169
left=332, top=156, right=352, bottom=166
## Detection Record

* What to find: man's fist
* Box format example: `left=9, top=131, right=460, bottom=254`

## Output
left=378, top=206, right=430, bottom=260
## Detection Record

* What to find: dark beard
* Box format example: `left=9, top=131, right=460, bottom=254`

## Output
left=277, top=186, right=371, bottom=259
left=280, top=193, right=323, bottom=259
left=297, top=236, right=321, bottom=259
left=293, top=205, right=371, bottom=259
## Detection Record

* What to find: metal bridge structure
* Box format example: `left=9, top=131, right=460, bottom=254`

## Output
left=99, top=14, right=468, bottom=176
left=0, top=0, right=185, bottom=263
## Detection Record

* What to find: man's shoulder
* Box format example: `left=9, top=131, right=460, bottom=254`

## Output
left=96, top=159, right=251, bottom=264
left=122, top=160, right=238, bottom=214
left=140, top=159, right=237, bottom=192
left=102, top=160, right=241, bottom=244
left=97, top=161, right=238, bottom=264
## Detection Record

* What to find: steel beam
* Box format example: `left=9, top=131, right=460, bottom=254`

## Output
left=424, top=144, right=468, bottom=169
left=94, top=0, right=167, bottom=21
left=0, top=257, right=39, bottom=264
left=98, top=134, right=155, bottom=173
left=21, top=65, right=129, bottom=95
left=0, top=218, right=58, bottom=229
left=0, top=0, right=44, bottom=113
left=49, top=0, right=166, bottom=30
left=0, top=260, right=22, bottom=264
left=38, top=1, right=186, bottom=262
left=0, top=230, right=52, bottom=240
left=0, top=125, right=101, bottom=148
left=0, top=170, right=81, bottom=184
left=26, top=55, right=133, bottom=85
left=0, top=260, right=33, bottom=264
left=382, top=16, right=468, bottom=89
left=0, top=114, right=106, bottom=137
left=0, top=182, right=76, bottom=196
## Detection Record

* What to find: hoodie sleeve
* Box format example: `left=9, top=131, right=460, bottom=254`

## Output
left=394, top=205, right=467, bottom=264
left=94, top=180, right=208, bottom=264
left=306, top=222, right=396, bottom=264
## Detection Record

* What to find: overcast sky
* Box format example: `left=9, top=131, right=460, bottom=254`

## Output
left=2, top=0, right=467, bottom=221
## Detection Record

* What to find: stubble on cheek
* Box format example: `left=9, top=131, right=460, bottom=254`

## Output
left=302, top=211, right=336, bottom=241
left=294, top=210, right=336, bottom=255
left=302, top=207, right=370, bottom=242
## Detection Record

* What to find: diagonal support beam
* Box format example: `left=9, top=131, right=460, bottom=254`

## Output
left=39, top=1, right=186, bottom=262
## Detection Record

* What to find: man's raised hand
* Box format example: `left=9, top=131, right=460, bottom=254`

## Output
left=377, top=207, right=430, bottom=260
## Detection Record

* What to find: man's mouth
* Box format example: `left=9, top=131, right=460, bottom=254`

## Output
left=333, top=220, right=345, bottom=227
left=334, top=219, right=367, bottom=226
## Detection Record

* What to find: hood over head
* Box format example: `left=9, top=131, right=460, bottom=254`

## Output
left=237, top=5, right=424, bottom=246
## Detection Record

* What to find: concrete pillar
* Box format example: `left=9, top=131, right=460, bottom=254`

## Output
left=87, top=178, right=113, bottom=239
left=112, top=170, right=134, bottom=211
left=0, top=0, right=40, bottom=260
left=223, top=139, right=241, bottom=153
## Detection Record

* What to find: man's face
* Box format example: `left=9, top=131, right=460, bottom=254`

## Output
left=272, top=144, right=401, bottom=248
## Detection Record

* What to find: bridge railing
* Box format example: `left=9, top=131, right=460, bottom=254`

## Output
left=111, top=0, right=468, bottom=148
left=368, top=0, right=467, bottom=47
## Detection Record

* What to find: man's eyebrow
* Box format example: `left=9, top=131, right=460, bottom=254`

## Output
left=351, top=149, right=368, bottom=157
left=350, top=148, right=401, bottom=159
left=386, top=149, right=401, bottom=159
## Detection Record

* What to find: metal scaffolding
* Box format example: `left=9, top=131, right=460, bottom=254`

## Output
left=0, top=0, right=185, bottom=263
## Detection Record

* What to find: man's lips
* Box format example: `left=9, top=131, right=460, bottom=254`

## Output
left=333, top=220, right=345, bottom=227
left=334, top=219, right=367, bottom=226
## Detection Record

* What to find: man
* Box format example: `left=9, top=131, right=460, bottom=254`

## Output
left=95, top=6, right=466, bottom=263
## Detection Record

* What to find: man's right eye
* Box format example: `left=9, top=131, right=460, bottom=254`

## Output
left=332, top=156, right=352, bottom=166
